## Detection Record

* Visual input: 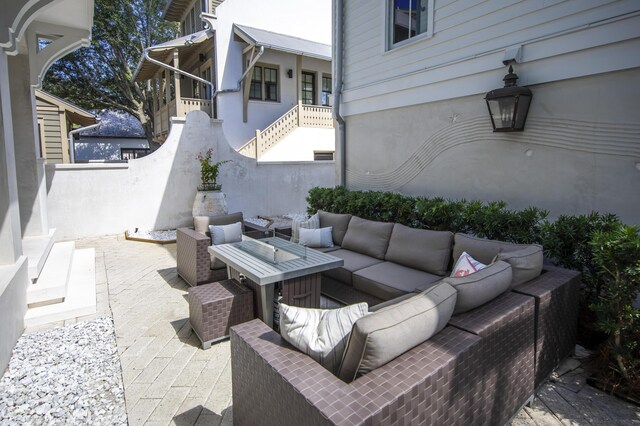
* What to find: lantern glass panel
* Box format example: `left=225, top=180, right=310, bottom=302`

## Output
left=488, top=97, right=516, bottom=129
left=513, top=94, right=532, bottom=130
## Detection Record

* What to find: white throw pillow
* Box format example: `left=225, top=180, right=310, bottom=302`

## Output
left=451, top=251, right=487, bottom=277
left=279, top=302, right=368, bottom=374
left=209, top=221, right=243, bottom=245
left=298, top=226, right=334, bottom=248
left=291, top=215, right=309, bottom=244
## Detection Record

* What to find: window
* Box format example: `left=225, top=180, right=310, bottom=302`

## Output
left=201, top=67, right=211, bottom=100
left=389, top=0, right=433, bottom=46
left=302, top=71, right=316, bottom=105
left=322, top=75, right=332, bottom=106
left=121, top=148, right=150, bottom=160
left=249, top=66, right=262, bottom=100
left=192, top=79, right=200, bottom=99
left=249, top=65, right=279, bottom=102
left=189, top=8, right=196, bottom=33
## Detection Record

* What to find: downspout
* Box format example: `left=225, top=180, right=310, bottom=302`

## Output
left=143, top=42, right=264, bottom=117
left=68, top=121, right=100, bottom=163
left=333, top=0, right=346, bottom=187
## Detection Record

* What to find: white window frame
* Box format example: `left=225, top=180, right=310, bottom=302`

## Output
left=386, top=0, right=434, bottom=51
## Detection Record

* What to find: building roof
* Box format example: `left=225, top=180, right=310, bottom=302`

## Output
left=35, top=89, right=96, bottom=127
left=133, top=29, right=213, bottom=81
left=79, top=110, right=145, bottom=138
left=233, top=24, right=331, bottom=61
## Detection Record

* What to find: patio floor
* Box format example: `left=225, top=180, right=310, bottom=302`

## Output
left=24, top=234, right=640, bottom=425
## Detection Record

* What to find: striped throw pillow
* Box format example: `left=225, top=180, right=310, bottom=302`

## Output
left=279, top=302, right=368, bottom=374
left=292, top=213, right=320, bottom=243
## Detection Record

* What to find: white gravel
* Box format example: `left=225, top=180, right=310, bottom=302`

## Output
left=126, top=229, right=176, bottom=241
left=0, top=317, right=127, bottom=425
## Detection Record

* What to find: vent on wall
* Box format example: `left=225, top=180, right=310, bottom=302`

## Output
left=314, top=151, right=334, bottom=161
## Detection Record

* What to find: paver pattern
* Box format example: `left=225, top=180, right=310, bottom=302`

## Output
left=25, top=234, right=640, bottom=425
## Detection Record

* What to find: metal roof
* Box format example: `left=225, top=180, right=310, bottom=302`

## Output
left=233, top=24, right=331, bottom=61
left=133, top=30, right=213, bottom=81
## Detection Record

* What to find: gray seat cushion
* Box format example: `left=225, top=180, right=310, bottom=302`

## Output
left=318, top=210, right=352, bottom=246
left=453, top=233, right=543, bottom=287
left=385, top=223, right=453, bottom=275
left=441, top=260, right=513, bottom=314
left=194, top=212, right=244, bottom=235
left=338, top=282, right=457, bottom=383
left=353, top=261, right=443, bottom=301
left=341, top=216, right=394, bottom=260
left=322, top=249, right=383, bottom=286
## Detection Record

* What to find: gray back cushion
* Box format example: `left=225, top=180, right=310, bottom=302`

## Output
left=194, top=212, right=244, bottom=235
left=338, top=282, right=457, bottom=383
left=318, top=210, right=352, bottom=246
left=452, top=233, right=543, bottom=287
left=441, top=260, right=512, bottom=315
left=385, top=224, right=453, bottom=275
left=341, top=216, right=394, bottom=260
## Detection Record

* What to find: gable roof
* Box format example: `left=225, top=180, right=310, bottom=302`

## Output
left=35, top=89, right=96, bottom=127
left=233, top=24, right=331, bottom=61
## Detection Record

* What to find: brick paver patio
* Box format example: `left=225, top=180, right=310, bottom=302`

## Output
left=25, top=234, right=639, bottom=425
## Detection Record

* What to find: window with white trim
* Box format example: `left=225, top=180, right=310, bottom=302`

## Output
left=388, top=0, right=433, bottom=47
left=249, top=65, right=279, bottom=102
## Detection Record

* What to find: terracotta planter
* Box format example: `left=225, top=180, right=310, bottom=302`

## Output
left=192, top=190, right=228, bottom=217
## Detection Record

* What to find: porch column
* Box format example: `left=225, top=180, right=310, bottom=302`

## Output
left=8, top=53, right=48, bottom=237
left=0, top=51, right=23, bottom=264
left=173, top=50, right=182, bottom=117
left=296, top=55, right=302, bottom=103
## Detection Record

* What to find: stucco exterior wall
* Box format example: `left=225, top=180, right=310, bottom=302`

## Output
left=344, top=69, right=640, bottom=225
left=46, top=111, right=335, bottom=240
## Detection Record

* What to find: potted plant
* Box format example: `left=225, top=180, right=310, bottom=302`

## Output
left=192, top=149, right=231, bottom=217
left=197, top=148, right=230, bottom=191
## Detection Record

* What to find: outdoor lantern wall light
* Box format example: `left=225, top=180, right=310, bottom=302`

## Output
left=484, top=65, right=532, bottom=132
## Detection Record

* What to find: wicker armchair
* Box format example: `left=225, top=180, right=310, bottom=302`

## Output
left=176, top=212, right=245, bottom=287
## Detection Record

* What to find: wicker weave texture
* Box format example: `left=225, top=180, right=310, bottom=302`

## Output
left=189, top=280, right=253, bottom=345
left=177, top=227, right=228, bottom=286
left=231, top=319, right=486, bottom=426
left=514, top=267, right=581, bottom=387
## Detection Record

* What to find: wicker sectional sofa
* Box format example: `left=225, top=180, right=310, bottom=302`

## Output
left=230, top=211, right=581, bottom=425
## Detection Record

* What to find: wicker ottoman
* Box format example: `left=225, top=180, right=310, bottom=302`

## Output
left=189, top=279, right=254, bottom=349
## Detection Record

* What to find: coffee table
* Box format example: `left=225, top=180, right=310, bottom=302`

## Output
left=208, top=235, right=343, bottom=328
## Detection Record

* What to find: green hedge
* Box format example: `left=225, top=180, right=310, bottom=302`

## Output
left=307, top=186, right=639, bottom=391
left=306, top=186, right=548, bottom=243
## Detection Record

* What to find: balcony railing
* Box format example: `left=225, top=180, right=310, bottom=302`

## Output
left=154, top=97, right=212, bottom=138
left=238, top=102, right=333, bottom=159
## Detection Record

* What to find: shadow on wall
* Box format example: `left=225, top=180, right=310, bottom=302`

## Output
left=45, top=111, right=336, bottom=240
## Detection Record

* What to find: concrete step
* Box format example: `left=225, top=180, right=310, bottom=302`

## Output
left=26, top=241, right=74, bottom=305
left=24, top=248, right=96, bottom=327
left=22, top=228, right=56, bottom=280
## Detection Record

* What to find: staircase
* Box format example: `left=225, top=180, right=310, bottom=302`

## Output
left=22, top=230, right=96, bottom=327
left=237, top=102, right=333, bottom=160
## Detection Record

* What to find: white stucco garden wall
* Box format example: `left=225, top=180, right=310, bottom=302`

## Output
left=45, top=111, right=335, bottom=240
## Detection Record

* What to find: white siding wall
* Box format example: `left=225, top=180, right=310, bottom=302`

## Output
left=341, top=0, right=640, bottom=116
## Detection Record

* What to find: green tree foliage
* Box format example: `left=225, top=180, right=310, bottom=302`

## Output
left=42, top=0, right=178, bottom=141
